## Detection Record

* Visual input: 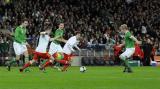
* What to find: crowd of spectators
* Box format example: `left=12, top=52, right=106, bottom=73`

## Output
left=0, top=0, right=160, bottom=64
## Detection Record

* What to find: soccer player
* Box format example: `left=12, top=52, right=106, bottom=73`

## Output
left=41, top=32, right=81, bottom=71
left=19, top=27, right=54, bottom=72
left=48, top=23, right=67, bottom=69
left=118, top=24, right=141, bottom=73
left=7, top=19, right=29, bottom=71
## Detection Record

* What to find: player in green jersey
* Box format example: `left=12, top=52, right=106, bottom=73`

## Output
left=47, top=23, right=67, bottom=71
left=119, top=24, right=141, bottom=73
left=7, top=19, right=29, bottom=71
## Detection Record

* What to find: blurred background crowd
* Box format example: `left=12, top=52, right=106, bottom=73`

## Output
left=0, top=0, right=160, bottom=65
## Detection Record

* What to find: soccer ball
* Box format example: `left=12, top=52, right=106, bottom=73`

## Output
left=80, top=66, right=87, bottom=72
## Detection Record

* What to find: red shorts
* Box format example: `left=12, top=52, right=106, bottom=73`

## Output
left=63, top=53, right=72, bottom=61
left=33, top=51, right=51, bottom=61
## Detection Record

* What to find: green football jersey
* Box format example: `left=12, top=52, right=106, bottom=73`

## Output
left=125, top=31, right=135, bottom=48
left=14, top=26, right=27, bottom=44
left=53, top=28, right=64, bottom=44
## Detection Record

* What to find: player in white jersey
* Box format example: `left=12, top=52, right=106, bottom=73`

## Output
left=63, top=35, right=80, bottom=55
left=19, top=27, right=54, bottom=72
left=40, top=32, right=81, bottom=71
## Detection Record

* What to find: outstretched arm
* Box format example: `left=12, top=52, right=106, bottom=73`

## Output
left=130, top=36, right=142, bottom=44
left=118, top=41, right=125, bottom=47
left=74, top=45, right=80, bottom=51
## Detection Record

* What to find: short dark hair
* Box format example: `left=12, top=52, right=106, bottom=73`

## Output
left=58, top=22, right=64, bottom=25
left=75, top=31, right=81, bottom=35
left=21, top=18, right=28, bottom=23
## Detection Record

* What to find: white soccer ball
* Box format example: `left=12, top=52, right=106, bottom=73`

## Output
left=80, top=66, right=87, bottom=72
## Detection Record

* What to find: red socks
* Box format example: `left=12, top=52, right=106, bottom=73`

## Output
left=62, top=64, right=69, bottom=71
left=22, top=62, right=31, bottom=70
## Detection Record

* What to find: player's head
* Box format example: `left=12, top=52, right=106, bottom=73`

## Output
left=21, top=18, right=29, bottom=27
left=75, top=31, right=81, bottom=40
left=44, top=18, right=51, bottom=26
left=120, top=24, right=128, bottom=33
left=58, top=23, right=64, bottom=29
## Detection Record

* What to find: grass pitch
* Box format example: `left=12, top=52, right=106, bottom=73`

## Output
left=0, top=66, right=160, bottom=89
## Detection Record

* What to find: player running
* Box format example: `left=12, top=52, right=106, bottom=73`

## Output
left=19, top=27, right=54, bottom=72
left=7, top=19, right=29, bottom=71
left=40, top=32, right=81, bottom=71
left=118, top=24, right=141, bottom=73
left=48, top=23, right=67, bottom=70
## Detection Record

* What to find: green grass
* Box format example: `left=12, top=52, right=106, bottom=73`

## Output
left=0, top=66, right=160, bottom=89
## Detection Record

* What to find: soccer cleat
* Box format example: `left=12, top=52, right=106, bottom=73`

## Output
left=53, top=66, right=61, bottom=71
left=7, top=65, right=11, bottom=71
left=61, top=69, right=67, bottom=72
left=123, top=67, right=127, bottom=73
left=57, top=67, right=62, bottom=71
left=127, top=68, right=133, bottom=73
left=128, top=70, right=133, bottom=73
left=19, top=69, right=23, bottom=72
left=39, top=66, right=46, bottom=73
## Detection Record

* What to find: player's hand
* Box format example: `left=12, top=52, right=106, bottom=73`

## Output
left=117, top=45, right=122, bottom=48
left=136, top=41, right=142, bottom=44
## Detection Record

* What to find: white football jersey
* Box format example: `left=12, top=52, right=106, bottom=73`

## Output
left=35, top=35, right=50, bottom=53
left=63, top=36, right=79, bottom=54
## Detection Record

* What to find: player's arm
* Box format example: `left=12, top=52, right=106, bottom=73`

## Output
left=130, top=35, right=141, bottom=44
left=74, top=45, right=80, bottom=51
left=49, top=35, right=60, bottom=41
left=40, top=31, right=47, bottom=35
left=118, top=41, right=125, bottom=47
left=74, top=41, right=80, bottom=51
left=52, top=35, right=67, bottom=43
left=57, top=37, right=67, bottom=43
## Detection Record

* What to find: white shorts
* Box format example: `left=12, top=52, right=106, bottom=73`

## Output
left=120, top=48, right=135, bottom=59
left=13, top=42, right=27, bottom=55
left=49, top=42, right=63, bottom=55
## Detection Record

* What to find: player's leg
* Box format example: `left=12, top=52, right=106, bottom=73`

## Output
left=7, top=42, right=23, bottom=71
left=23, top=49, right=29, bottom=64
left=119, top=55, right=130, bottom=72
left=119, top=48, right=135, bottom=73
left=55, top=54, right=71, bottom=71
left=38, top=53, right=53, bottom=71
left=20, top=60, right=35, bottom=72
left=19, top=52, right=38, bottom=72
left=48, top=42, right=62, bottom=70
left=59, top=60, right=70, bottom=72
left=54, top=44, right=63, bottom=69
left=39, top=59, right=54, bottom=72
